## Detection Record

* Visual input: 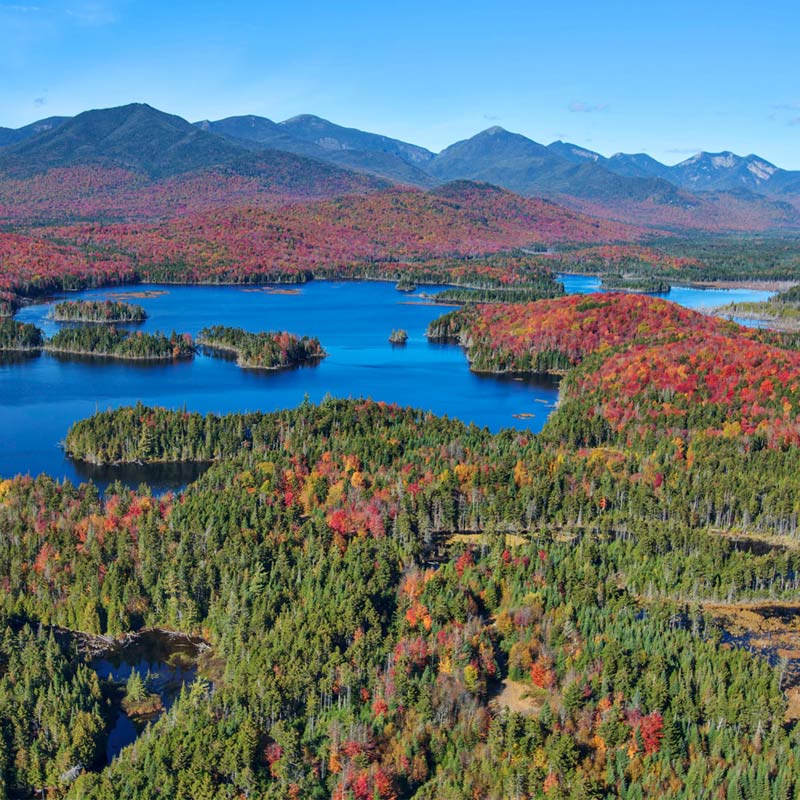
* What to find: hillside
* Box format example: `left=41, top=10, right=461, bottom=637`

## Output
left=279, top=113, right=434, bottom=164
left=2, top=105, right=800, bottom=232
left=670, top=152, right=789, bottom=193
left=0, top=180, right=646, bottom=311
left=0, top=116, right=70, bottom=148
left=548, top=139, right=800, bottom=198
left=33, top=182, right=642, bottom=288
left=0, top=106, right=394, bottom=223
left=196, top=115, right=317, bottom=155
left=0, top=104, right=256, bottom=179
left=428, top=127, right=682, bottom=204
left=201, top=114, right=438, bottom=186
left=564, top=189, right=800, bottom=234
left=428, top=128, right=800, bottom=232
left=549, top=142, right=676, bottom=183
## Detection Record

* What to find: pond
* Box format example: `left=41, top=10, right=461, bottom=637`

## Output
left=91, top=630, right=208, bottom=763
left=0, top=276, right=774, bottom=489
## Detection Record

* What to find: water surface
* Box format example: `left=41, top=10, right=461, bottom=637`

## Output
left=558, top=273, right=774, bottom=307
left=1, top=277, right=775, bottom=488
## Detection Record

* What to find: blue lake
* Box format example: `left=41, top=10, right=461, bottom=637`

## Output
left=0, top=276, right=774, bottom=489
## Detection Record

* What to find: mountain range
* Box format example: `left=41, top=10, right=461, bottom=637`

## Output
left=1, top=103, right=799, bottom=232
left=0, top=116, right=70, bottom=149
left=549, top=141, right=800, bottom=195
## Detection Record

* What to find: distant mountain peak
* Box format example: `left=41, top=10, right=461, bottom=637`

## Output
left=747, top=159, right=778, bottom=180
left=676, top=150, right=777, bottom=168
left=2, top=102, right=799, bottom=231
left=669, top=150, right=787, bottom=192
left=678, top=150, right=740, bottom=168
left=428, top=128, right=682, bottom=205
left=0, top=115, right=71, bottom=149
left=282, top=113, right=325, bottom=124
left=711, top=152, right=738, bottom=167
left=276, top=114, right=435, bottom=169
left=548, top=141, right=604, bottom=163
left=199, top=113, right=436, bottom=186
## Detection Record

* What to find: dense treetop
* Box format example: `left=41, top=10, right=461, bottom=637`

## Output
left=428, top=294, right=800, bottom=450
left=3, top=103, right=800, bottom=799
left=1, top=391, right=798, bottom=798
left=198, top=326, right=326, bottom=370
left=428, top=293, right=732, bottom=371
left=53, top=299, right=147, bottom=323
left=0, top=317, right=44, bottom=350
left=45, top=326, right=193, bottom=360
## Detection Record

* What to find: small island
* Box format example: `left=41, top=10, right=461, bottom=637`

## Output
left=432, top=283, right=564, bottom=305
left=121, top=670, right=164, bottom=723
left=53, top=299, right=148, bottom=323
left=600, top=274, right=671, bottom=294
left=197, top=325, right=326, bottom=370
left=388, top=328, right=408, bottom=344
left=395, top=279, right=417, bottom=292
left=45, top=327, right=194, bottom=360
left=0, top=318, right=44, bottom=351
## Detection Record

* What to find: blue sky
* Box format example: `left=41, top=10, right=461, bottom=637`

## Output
left=1, top=0, right=799, bottom=167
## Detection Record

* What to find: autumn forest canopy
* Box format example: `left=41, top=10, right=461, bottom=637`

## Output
left=3, top=292, right=800, bottom=798
left=2, top=102, right=800, bottom=799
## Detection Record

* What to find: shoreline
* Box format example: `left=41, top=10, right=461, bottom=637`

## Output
left=10, top=274, right=798, bottom=317
left=67, top=452, right=215, bottom=468
left=555, top=270, right=796, bottom=293
left=51, top=315, right=147, bottom=324
left=690, top=279, right=796, bottom=292
left=44, top=345, right=192, bottom=362
left=712, top=307, right=800, bottom=333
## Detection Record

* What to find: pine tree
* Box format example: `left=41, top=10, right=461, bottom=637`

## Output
left=125, top=670, right=147, bottom=705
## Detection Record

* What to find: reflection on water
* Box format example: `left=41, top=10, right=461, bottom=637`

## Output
left=91, top=630, right=208, bottom=763
left=46, top=351, right=189, bottom=368
left=0, top=350, right=41, bottom=367
left=71, top=460, right=212, bottom=493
